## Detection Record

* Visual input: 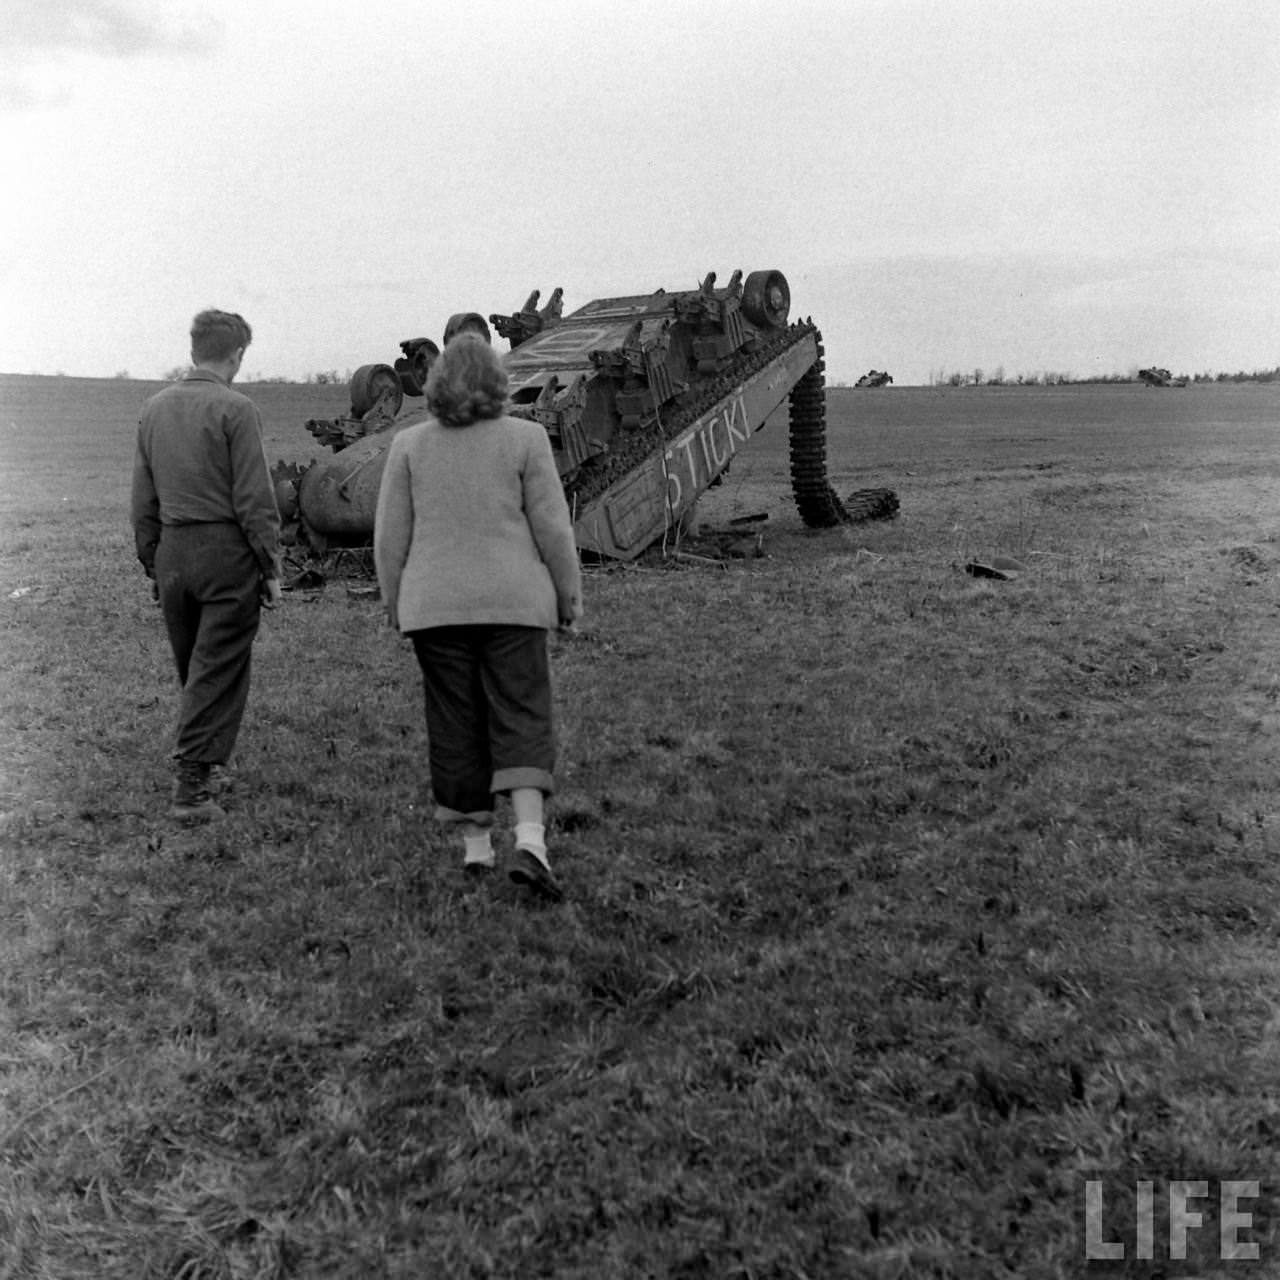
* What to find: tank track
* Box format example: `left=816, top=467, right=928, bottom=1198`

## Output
left=842, top=486, right=900, bottom=522
left=556, top=320, right=898, bottom=528
left=787, top=338, right=846, bottom=527
left=788, top=339, right=899, bottom=527
left=565, top=320, right=825, bottom=513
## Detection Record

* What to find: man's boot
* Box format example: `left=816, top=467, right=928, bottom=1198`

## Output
left=171, top=759, right=226, bottom=825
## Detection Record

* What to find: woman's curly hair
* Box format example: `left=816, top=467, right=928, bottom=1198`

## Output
left=425, top=332, right=509, bottom=427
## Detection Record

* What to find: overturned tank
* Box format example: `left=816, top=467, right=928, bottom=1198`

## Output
left=275, top=269, right=897, bottom=560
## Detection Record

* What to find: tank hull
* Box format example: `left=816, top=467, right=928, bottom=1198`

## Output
left=574, top=332, right=817, bottom=557
left=295, top=412, right=427, bottom=545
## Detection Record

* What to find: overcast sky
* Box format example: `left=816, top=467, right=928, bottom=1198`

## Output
left=1, top=0, right=1276, bottom=385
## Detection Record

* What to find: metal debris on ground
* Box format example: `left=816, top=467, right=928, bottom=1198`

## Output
left=671, top=523, right=768, bottom=564
left=964, top=555, right=1028, bottom=581
left=672, top=551, right=729, bottom=569
left=283, top=568, right=325, bottom=592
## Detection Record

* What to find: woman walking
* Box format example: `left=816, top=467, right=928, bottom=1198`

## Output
left=374, top=334, right=583, bottom=900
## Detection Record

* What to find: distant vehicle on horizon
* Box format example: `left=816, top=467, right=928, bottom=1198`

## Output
left=855, top=369, right=894, bottom=388
left=1138, top=366, right=1187, bottom=387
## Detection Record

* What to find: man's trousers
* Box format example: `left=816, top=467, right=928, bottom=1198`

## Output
left=154, top=522, right=261, bottom=765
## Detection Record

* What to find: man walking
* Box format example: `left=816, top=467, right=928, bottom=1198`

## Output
left=131, top=310, right=282, bottom=824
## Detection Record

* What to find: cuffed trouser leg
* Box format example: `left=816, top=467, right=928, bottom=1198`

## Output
left=412, top=627, right=496, bottom=823
left=478, top=627, right=555, bottom=797
left=410, top=625, right=555, bottom=822
left=155, top=524, right=261, bottom=765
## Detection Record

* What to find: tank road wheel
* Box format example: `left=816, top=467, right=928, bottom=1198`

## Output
left=395, top=338, right=439, bottom=396
left=741, top=270, right=791, bottom=330
left=269, top=460, right=308, bottom=522
left=349, top=363, right=404, bottom=419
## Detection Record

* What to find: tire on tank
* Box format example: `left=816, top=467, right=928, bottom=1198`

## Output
left=741, top=270, right=791, bottom=330
left=395, top=338, right=439, bottom=396
left=349, top=363, right=404, bottom=419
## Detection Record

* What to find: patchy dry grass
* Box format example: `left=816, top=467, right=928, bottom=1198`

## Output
left=4, top=376, right=1280, bottom=1276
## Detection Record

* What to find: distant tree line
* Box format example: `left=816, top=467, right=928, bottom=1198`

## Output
left=929, top=365, right=1280, bottom=387
left=1189, top=367, right=1280, bottom=383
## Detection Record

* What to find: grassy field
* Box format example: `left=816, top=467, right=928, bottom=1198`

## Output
left=3, top=373, right=1280, bottom=1277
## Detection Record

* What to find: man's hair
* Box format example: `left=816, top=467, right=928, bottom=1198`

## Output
left=190, top=310, right=252, bottom=363
left=425, top=332, right=508, bottom=427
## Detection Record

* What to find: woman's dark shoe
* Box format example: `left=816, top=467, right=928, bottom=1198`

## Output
left=509, top=848, right=563, bottom=902
left=207, top=763, right=234, bottom=798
